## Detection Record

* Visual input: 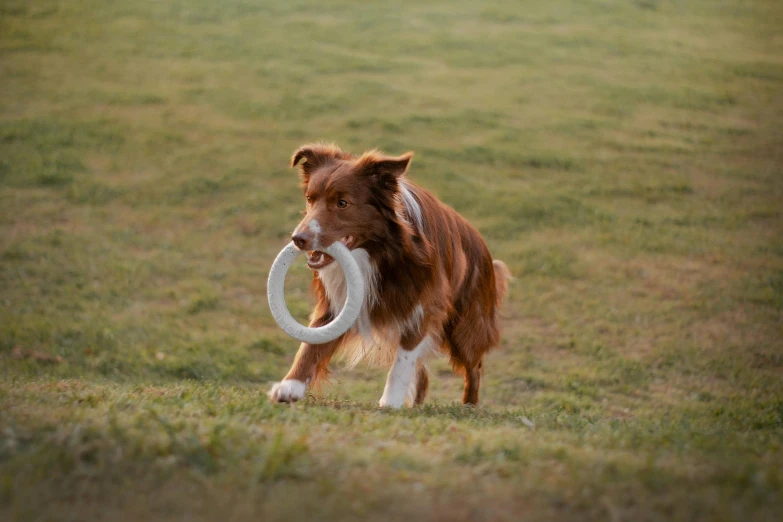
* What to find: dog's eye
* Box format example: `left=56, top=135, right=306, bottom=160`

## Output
left=306, top=196, right=313, bottom=204
left=337, top=199, right=348, bottom=209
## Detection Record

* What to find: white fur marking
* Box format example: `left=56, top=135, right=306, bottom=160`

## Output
left=397, top=303, right=424, bottom=337
left=268, top=379, right=306, bottom=402
left=379, top=337, right=432, bottom=408
left=318, top=255, right=426, bottom=370
left=399, top=179, right=423, bottom=231
left=318, top=248, right=378, bottom=313
left=318, top=248, right=378, bottom=344
left=309, top=220, right=321, bottom=249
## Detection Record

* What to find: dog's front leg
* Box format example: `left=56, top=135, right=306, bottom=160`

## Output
left=379, top=336, right=432, bottom=408
left=269, top=315, right=342, bottom=403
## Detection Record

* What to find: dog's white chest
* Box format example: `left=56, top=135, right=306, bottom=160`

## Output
left=317, top=250, right=398, bottom=366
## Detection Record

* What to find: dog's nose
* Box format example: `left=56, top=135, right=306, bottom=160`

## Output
left=292, top=233, right=309, bottom=250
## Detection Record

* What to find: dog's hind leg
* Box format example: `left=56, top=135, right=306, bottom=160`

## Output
left=446, top=308, right=498, bottom=406
left=462, top=360, right=482, bottom=405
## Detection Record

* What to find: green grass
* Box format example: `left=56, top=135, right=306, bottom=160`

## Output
left=1, top=0, right=782, bottom=520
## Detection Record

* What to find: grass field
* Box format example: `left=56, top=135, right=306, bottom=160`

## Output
left=1, top=0, right=782, bottom=520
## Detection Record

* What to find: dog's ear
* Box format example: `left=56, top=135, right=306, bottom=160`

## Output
left=291, top=144, right=348, bottom=172
left=291, top=143, right=349, bottom=188
left=378, top=153, right=413, bottom=178
left=357, top=151, right=413, bottom=188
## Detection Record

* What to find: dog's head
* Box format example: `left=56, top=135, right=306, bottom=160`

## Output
left=290, top=143, right=414, bottom=270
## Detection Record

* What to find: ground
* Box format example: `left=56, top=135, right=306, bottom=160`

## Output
left=1, top=0, right=782, bottom=520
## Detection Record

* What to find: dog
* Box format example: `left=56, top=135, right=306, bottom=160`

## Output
left=269, top=144, right=510, bottom=407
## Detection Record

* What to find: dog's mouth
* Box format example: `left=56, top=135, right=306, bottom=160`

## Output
left=307, top=236, right=355, bottom=270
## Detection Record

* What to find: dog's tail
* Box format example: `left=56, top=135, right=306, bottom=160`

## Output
left=493, top=260, right=512, bottom=307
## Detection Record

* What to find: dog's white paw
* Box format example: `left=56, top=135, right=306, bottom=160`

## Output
left=269, top=379, right=306, bottom=403
left=378, top=393, right=405, bottom=409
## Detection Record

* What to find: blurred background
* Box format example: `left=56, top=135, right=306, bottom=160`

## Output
left=1, top=1, right=781, bottom=521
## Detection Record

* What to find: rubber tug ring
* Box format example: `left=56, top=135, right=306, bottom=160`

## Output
left=267, top=241, right=365, bottom=344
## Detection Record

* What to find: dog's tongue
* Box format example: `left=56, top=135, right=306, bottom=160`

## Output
left=307, top=251, right=334, bottom=270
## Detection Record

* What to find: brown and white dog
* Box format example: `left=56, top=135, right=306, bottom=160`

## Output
left=269, top=144, right=510, bottom=407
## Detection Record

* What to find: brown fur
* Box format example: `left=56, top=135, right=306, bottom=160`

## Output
left=414, top=364, right=429, bottom=405
left=275, top=143, right=511, bottom=405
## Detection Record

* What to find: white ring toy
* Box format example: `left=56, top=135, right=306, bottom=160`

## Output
left=267, top=241, right=365, bottom=344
